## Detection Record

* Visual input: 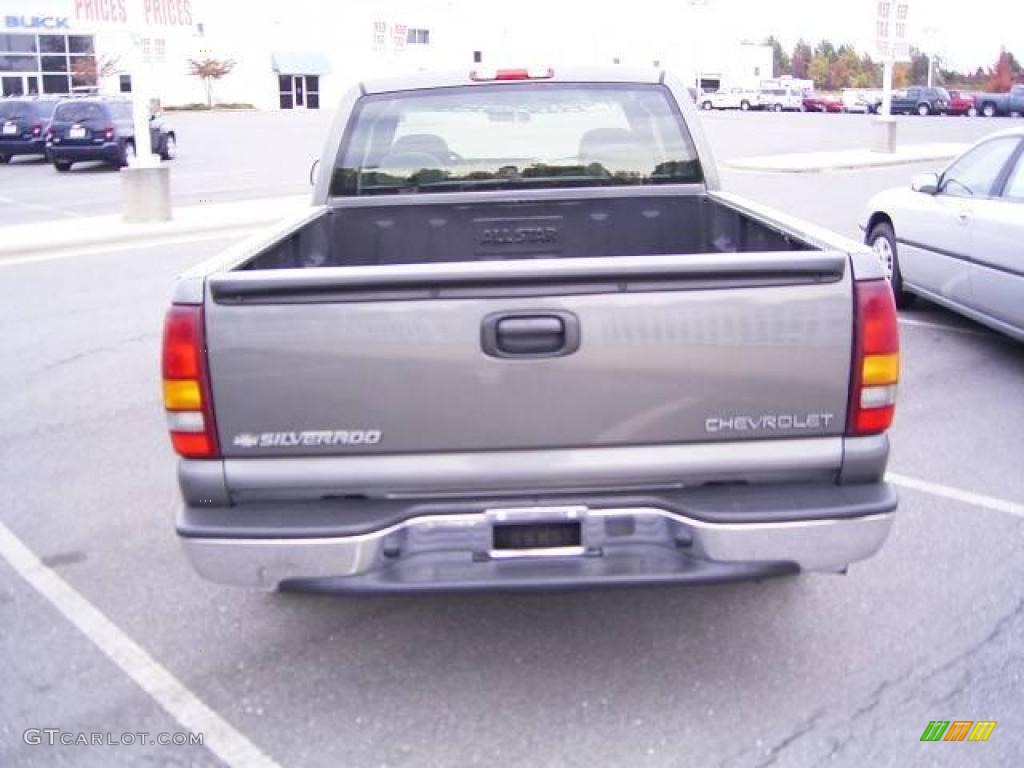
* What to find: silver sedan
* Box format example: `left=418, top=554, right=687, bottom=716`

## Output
left=862, top=127, right=1024, bottom=342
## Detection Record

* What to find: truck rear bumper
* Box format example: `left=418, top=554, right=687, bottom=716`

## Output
left=178, top=483, right=897, bottom=592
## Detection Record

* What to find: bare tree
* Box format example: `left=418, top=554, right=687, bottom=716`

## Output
left=187, top=58, right=236, bottom=108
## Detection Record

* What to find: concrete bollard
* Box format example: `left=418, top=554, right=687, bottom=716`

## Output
left=120, top=165, right=172, bottom=223
left=872, top=117, right=898, bottom=154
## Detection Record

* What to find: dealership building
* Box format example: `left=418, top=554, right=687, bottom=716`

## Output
left=2, top=0, right=773, bottom=110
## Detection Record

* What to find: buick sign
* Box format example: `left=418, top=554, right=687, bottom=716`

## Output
left=5, top=16, right=71, bottom=29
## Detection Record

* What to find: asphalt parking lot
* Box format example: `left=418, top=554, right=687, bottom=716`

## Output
left=1, top=110, right=1023, bottom=767
left=0, top=106, right=1017, bottom=226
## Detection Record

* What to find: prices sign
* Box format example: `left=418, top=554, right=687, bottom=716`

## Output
left=875, top=1, right=910, bottom=61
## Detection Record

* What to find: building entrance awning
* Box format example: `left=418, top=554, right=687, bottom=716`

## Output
left=271, top=52, right=332, bottom=76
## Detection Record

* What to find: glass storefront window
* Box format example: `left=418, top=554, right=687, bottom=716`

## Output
left=70, top=55, right=95, bottom=75
left=41, top=55, right=68, bottom=73
left=0, top=54, right=40, bottom=72
left=42, top=74, right=70, bottom=94
left=39, top=35, right=67, bottom=54
left=69, top=36, right=95, bottom=54
left=1, top=34, right=38, bottom=53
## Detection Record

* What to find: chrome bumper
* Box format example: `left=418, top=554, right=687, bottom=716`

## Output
left=181, top=504, right=895, bottom=592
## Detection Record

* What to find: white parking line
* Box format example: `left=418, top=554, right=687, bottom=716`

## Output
left=887, top=473, right=1024, bottom=519
left=0, top=520, right=281, bottom=768
left=898, top=317, right=991, bottom=338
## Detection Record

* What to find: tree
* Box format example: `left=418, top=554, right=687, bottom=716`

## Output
left=893, top=63, right=911, bottom=89
left=814, top=40, right=837, bottom=63
left=987, top=49, right=1013, bottom=92
left=1007, top=51, right=1023, bottom=82
left=808, top=54, right=830, bottom=89
left=791, top=39, right=812, bottom=79
left=187, top=58, right=236, bottom=108
left=764, top=35, right=790, bottom=78
left=70, top=54, right=122, bottom=88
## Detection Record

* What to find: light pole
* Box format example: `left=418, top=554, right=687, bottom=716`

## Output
left=922, top=26, right=939, bottom=88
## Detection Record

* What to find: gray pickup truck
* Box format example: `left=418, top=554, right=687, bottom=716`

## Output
left=975, top=84, right=1024, bottom=118
left=163, top=67, right=900, bottom=592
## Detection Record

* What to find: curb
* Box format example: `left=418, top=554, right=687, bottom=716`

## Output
left=0, top=196, right=309, bottom=260
left=724, top=144, right=969, bottom=174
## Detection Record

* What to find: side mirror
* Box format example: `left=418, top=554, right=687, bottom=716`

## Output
left=309, top=158, right=321, bottom=187
left=911, top=172, right=939, bottom=195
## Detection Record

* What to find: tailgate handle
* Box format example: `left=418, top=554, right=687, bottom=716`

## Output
left=482, top=311, right=580, bottom=358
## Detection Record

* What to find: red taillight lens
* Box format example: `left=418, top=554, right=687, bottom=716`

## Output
left=31, top=122, right=42, bottom=136
left=45, top=127, right=55, bottom=140
left=103, top=126, right=115, bottom=140
left=847, top=280, right=900, bottom=436
left=161, top=305, right=219, bottom=458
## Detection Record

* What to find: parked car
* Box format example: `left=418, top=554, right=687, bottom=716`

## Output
left=166, top=66, right=899, bottom=592
left=758, top=87, right=804, bottom=111
left=863, top=127, right=1024, bottom=341
left=947, top=89, right=978, bottom=117
left=841, top=89, right=871, bottom=113
left=45, top=97, right=176, bottom=171
left=801, top=92, right=843, bottom=112
left=0, top=97, right=59, bottom=163
left=889, top=86, right=950, bottom=116
left=974, top=84, right=1024, bottom=117
left=699, top=87, right=758, bottom=111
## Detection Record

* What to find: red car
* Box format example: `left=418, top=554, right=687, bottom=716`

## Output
left=947, top=90, right=978, bottom=116
left=801, top=92, right=843, bottom=112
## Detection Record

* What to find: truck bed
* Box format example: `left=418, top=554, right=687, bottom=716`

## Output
left=239, top=190, right=813, bottom=272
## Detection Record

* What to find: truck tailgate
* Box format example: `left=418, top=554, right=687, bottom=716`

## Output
left=205, top=251, right=852, bottom=457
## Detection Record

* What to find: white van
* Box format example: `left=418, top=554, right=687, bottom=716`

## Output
left=758, top=87, right=804, bottom=112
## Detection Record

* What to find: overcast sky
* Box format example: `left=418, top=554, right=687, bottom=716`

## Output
left=202, top=0, right=1023, bottom=73
left=465, top=0, right=1024, bottom=72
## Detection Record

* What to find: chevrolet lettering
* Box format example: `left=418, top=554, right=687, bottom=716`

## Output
left=705, top=413, right=837, bottom=433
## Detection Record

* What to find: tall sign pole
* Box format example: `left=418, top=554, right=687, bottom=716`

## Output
left=126, top=29, right=156, bottom=167
left=874, top=1, right=910, bottom=153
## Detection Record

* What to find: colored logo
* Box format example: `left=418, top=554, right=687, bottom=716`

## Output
left=921, top=721, right=997, bottom=742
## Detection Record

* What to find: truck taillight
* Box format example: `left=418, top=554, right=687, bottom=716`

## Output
left=103, top=126, right=115, bottom=140
left=847, top=280, right=900, bottom=436
left=162, top=305, right=220, bottom=458
left=31, top=122, right=42, bottom=136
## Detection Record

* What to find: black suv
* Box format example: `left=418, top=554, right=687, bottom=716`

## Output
left=890, top=86, right=950, bottom=116
left=45, top=98, right=176, bottom=171
left=0, top=97, right=59, bottom=163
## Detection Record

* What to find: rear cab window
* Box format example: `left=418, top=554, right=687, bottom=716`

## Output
left=330, top=83, right=703, bottom=196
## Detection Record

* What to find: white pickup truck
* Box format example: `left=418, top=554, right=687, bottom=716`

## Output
left=163, top=66, right=899, bottom=593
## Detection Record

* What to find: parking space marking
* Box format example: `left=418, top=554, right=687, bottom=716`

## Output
left=888, top=473, right=1024, bottom=519
left=897, top=317, right=991, bottom=338
left=0, top=520, right=281, bottom=768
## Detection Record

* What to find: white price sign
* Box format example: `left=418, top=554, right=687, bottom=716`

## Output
left=875, top=1, right=911, bottom=61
